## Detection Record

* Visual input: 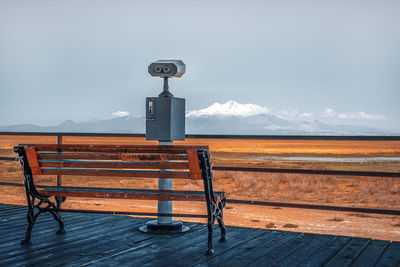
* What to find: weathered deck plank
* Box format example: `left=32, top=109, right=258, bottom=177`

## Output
left=62, top=222, right=204, bottom=266
left=272, top=234, right=334, bottom=266
left=195, top=230, right=279, bottom=266
left=0, top=204, right=399, bottom=266
left=247, top=233, right=315, bottom=266
left=222, top=231, right=299, bottom=266
left=375, top=242, right=400, bottom=267
left=299, top=235, right=352, bottom=266
left=28, top=218, right=152, bottom=266
left=324, top=237, right=371, bottom=267
left=0, top=212, right=86, bottom=238
left=351, top=240, right=390, bottom=267
left=1, top=215, right=130, bottom=265
left=119, top=224, right=207, bottom=266
left=0, top=214, right=109, bottom=251
left=105, top=225, right=263, bottom=266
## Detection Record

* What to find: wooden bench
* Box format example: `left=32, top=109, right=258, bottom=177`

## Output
left=13, top=144, right=226, bottom=255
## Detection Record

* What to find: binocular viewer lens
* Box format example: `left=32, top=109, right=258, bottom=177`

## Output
left=154, top=66, right=170, bottom=73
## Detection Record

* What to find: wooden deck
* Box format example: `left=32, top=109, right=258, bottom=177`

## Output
left=0, top=204, right=399, bottom=266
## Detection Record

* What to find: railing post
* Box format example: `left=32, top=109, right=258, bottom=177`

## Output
left=56, top=134, right=63, bottom=187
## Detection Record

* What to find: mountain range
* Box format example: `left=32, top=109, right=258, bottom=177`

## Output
left=0, top=101, right=394, bottom=135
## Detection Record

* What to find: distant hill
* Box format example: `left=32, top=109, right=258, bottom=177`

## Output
left=0, top=117, right=144, bottom=133
left=0, top=101, right=395, bottom=135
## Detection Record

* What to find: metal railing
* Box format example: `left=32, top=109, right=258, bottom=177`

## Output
left=1, top=131, right=400, bottom=215
left=1, top=131, right=400, bottom=140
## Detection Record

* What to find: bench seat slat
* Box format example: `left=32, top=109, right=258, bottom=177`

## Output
left=38, top=152, right=187, bottom=161
left=38, top=186, right=225, bottom=202
left=39, top=160, right=189, bottom=170
left=38, top=148, right=186, bottom=154
left=41, top=168, right=190, bottom=179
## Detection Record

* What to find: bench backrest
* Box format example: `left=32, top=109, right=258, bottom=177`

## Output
left=14, top=144, right=210, bottom=185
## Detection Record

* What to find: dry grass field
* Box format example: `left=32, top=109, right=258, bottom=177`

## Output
left=1, top=135, right=400, bottom=241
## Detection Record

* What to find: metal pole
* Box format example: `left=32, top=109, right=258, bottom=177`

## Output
left=157, top=140, right=173, bottom=224
left=56, top=134, right=63, bottom=187
left=163, top=77, right=169, bottom=95
left=139, top=139, right=189, bottom=233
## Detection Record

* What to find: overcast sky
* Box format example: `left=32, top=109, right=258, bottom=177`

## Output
left=1, top=0, right=399, bottom=130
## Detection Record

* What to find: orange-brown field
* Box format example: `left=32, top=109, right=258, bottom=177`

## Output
left=1, top=135, right=400, bottom=241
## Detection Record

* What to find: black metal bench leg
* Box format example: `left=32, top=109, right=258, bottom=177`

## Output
left=21, top=208, right=40, bottom=245
left=206, top=215, right=216, bottom=256
left=53, top=197, right=66, bottom=234
left=49, top=210, right=66, bottom=234
left=217, top=202, right=227, bottom=242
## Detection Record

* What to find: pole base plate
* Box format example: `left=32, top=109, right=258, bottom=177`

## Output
left=139, top=220, right=190, bottom=234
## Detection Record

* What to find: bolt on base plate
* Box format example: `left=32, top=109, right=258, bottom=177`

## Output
left=139, top=220, right=190, bottom=234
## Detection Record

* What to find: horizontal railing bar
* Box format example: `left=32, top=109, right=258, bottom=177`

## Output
left=227, top=199, right=400, bottom=215
left=1, top=160, right=399, bottom=177
left=0, top=181, right=24, bottom=187
left=212, top=166, right=400, bottom=178
left=0, top=182, right=398, bottom=216
left=0, top=132, right=145, bottom=137
left=186, top=134, right=400, bottom=141
left=0, top=156, right=15, bottom=161
left=0, top=181, right=48, bottom=188
left=1, top=131, right=399, bottom=141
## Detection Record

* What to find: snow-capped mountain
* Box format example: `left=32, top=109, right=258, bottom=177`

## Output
left=186, top=100, right=271, bottom=117
left=0, top=101, right=393, bottom=135
left=0, top=117, right=144, bottom=133
left=185, top=101, right=388, bottom=135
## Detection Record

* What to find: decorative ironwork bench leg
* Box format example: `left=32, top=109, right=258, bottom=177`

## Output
left=21, top=207, right=34, bottom=245
left=49, top=210, right=66, bottom=234
left=206, top=214, right=216, bottom=256
left=217, top=201, right=227, bottom=242
left=53, top=197, right=66, bottom=234
left=22, top=207, right=43, bottom=245
left=21, top=191, right=36, bottom=245
left=199, top=148, right=225, bottom=256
